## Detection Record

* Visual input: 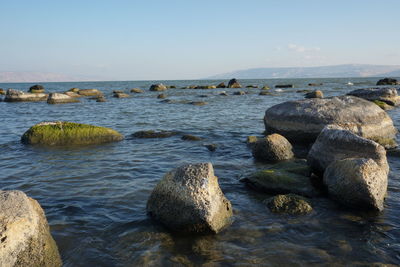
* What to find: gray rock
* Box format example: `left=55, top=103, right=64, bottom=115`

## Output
left=266, top=194, right=313, bottom=215
left=228, top=79, right=241, bottom=88
left=47, top=93, right=80, bottom=104
left=252, top=133, right=294, bottom=162
left=4, top=89, right=48, bottom=102
left=307, top=125, right=389, bottom=176
left=347, top=88, right=400, bottom=106
left=147, top=163, right=233, bottom=233
left=149, top=84, right=167, bottom=91
left=323, top=158, right=388, bottom=211
left=264, top=96, right=397, bottom=148
left=0, top=190, right=62, bottom=267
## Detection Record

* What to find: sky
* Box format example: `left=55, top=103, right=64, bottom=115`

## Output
left=1, top=0, right=400, bottom=80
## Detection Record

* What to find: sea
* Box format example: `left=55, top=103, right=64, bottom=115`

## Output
left=0, top=78, right=399, bottom=266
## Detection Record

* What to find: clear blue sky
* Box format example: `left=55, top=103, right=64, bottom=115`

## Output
left=1, top=0, right=399, bottom=80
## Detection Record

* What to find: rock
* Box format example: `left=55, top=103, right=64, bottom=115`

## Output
left=233, top=91, right=246, bottom=95
left=47, top=93, right=80, bottom=104
left=241, top=159, right=318, bottom=197
left=147, top=163, right=233, bottom=233
left=246, top=85, right=258, bottom=88
left=130, top=88, right=144, bottom=93
left=0, top=190, right=62, bottom=267
left=307, top=125, right=389, bottom=176
left=188, top=101, right=207, bottom=106
left=373, top=100, right=393, bottom=110
left=0, top=88, right=5, bottom=95
left=149, top=84, right=167, bottom=91
left=4, top=89, right=48, bottom=102
left=227, top=79, right=241, bottom=88
left=219, top=92, right=228, bottom=96
left=266, top=194, right=313, bottom=214
left=304, top=90, right=323, bottom=99
left=181, top=134, right=202, bottom=141
left=113, top=92, right=130, bottom=98
left=21, top=121, right=124, bottom=146
left=323, top=158, right=388, bottom=211
left=308, top=83, right=323, bottom=86
left=216, top=82, right=226, bottom=88
left=259, top=91, right=273, bottom=96
left=96, top=96, right=107, bottom=102
left=132, top=130, right=177, bottom=138
left=264, top=96, right=398, bottom=148
left=63, top=91, right=82, bottom=98
left=261, top=86, right=270, bottom=90
left=77, top=89, right=103, bottom=96
left=275, top=84, right=294, bottom=88
left=376, top=78, right=399, bottom=85
left=28, top=84, right=45, bottom=93
left=252, top=134, right=294, bottom=162
left=205, top=144, right=217, bottom=152
left=68, top=87, right=80, bottom=93
left=347, top=88, right=400, bottom=106
left=246, top=136, right=258, bottom=144
left=157, top=93, right=166, bottom=99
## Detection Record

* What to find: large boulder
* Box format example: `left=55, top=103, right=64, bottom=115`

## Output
left=147, top=163, right=233, bottom=233
left=28, top=84, right=45, bottom=93
left=227, top=79, right=241, bottom=88
left=323, top=158, right=388, bottom=211
left=264, top=96, right=397, bottom=148
left=47, top=93, right=80, bottom=104
left=376, top=78, right=399, bottom=86
left=21, top=121, right=124, bottom=146
left=149, top=84, right=167, bottom=91
left=307, top=125, right=389, bottom=176
left=4, top=89, right=48, bottom=102
left=77, top=89, right=103, bottom=96
left=252, top=133, right=294, bottom=162
left=347, top=88, right=400, bottom=106
left=0, top=190, right=62, bottom=267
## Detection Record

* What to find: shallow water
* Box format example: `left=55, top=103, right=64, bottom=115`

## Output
left=0, top=78, right=399, bottom=266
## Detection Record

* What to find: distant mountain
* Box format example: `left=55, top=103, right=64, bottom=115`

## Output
left=0, top=72, right=100, bottom=83
left=207, top=64, right=400, bottom=79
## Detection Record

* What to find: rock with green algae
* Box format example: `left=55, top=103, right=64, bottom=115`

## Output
left=21, top=121, right=124, bottom=146
left=266, top=194, right=313, bottom=214
left=241, top=159, right=319, bottom=197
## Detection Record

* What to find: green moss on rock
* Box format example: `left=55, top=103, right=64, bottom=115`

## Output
left=21, top=121, right=124, bottom=146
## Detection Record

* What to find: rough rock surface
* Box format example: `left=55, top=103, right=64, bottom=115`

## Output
left=227, top=79, right=241, bottom=88
left=347, top=88, right=400, bottom=106
left=4, top=89, right=48, bottom=102
left=47, top=93, right=80, bottom=104
left=147, top=163, right=233, bottom=233
left=252, top=134, right=294, bottom=162
left=0, top=190, right=62, bottom=267
left=376, top=78, right=399, bottom=85
left=307, top=125, right=389, bottom=176
left=149, top=84, right=167, bottom=91
left=323, top=158, right=388, bottom=211
left=21, top=121, right=124, bottom=146
left=77, top=89, right=103, bottom=96
left=266, top=194, right=313, bottom=215
left=264, top=96, right=397, bottom=148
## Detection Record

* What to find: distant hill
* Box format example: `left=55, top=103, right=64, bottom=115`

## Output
left=0, top=72, right=99, bottom=83
left=207, top=64, right=400, bottom=79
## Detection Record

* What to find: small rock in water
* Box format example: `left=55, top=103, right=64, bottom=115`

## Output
left=182, top=134, right=202, bottom=141
left=132, top=130, right=178, bottom=138
left=266, top=194, right=313, bottom=215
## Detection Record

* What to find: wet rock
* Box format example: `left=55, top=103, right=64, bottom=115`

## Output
left=113, top=92, right=130, bottom=98
left=266, top=194, right=313, bottom=215
left=47, top=93, right=80, bottom=104
left=241, top=159, right=318, bottom=197
left=307, top=125, right=389, bottom=176
left=68, top=87, right=80, bottom=93
left=157, top=93, right=166, bottom=99
left=132, top=130, right=177, bottom=138
left=347, top=88, right=400, bottom=106
left=376, top=77, right=399, bottom=85
left=4, top=89, right=48, bottom=102
left=28, top=84, right=45, bottom=93
left=147, top=163, right=233, bottom=233
left=149, top=84, right=167, bottom=91
left=323, top=158, right=388, bottom=211
left=264, top=96, right=398, bottom=148
left=0, top=88, right=5, bottom=95
left=188, top=101, right=207, bottom=106
left=0, top=190, right=62, bottom=267
left=275, top=84, right=294, bottom=88
left=21, top=121, right=124, bottom=146
left=304, top=90, right=323, bottom=99
left=216, top=82, right=226, bottom=88
left=130, top=88, right=144, bottom=93
left=261, top=86, right=270, bottom=90
left=308, top=83, right=323, bottom=86
left=205, top=144, right=217, bottom=152
left=233, top=91, right=246, bottom=95
left=228, top=78, right=241, bottom=88
left=372, top=100, right=393, bottom=110
left=181, top=134, right=202, bottom=141
left=252, top=134, right=294, bottom=162
left=77, top=89, right=103, bottom=96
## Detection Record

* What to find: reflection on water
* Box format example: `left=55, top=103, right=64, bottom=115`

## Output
left=0, top=78, right=399, bottom=266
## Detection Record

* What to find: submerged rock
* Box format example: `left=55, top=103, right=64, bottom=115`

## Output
left=77, top=89, right=103, bottom=96
left=252, top=134, right=294, bottom=162
left=266, top=194, right=313, bottom=215
left=227, top=79, right=241, bottom=88
left=47, top=93, right=80, bottom=104
left=149, top=84, right=167, bottom=91
left=21, top=121, right=124, bottom=146
left=0, top=190, right=62, bottom=267
left=28, top=84, right=45, bottom=93
left=4, top=89, right=48, bottom=102
left=376, top=78, right=399, bottom=85
left=307, top=125, right=389, bottom=176
left=264, top=96, right=397, bottom=148
left=147, top=163, right=233, bottom=233
left=304, top=90, right=323, bottom=99
left=347, top=88, right=400, bottom=106
left=130, top=88, right=144, bottom=93
left=181, top=134, right=202, bottom=141
left=324, top=158, right=388, bottom=211
left=132, top=130, right=177, bottom=138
